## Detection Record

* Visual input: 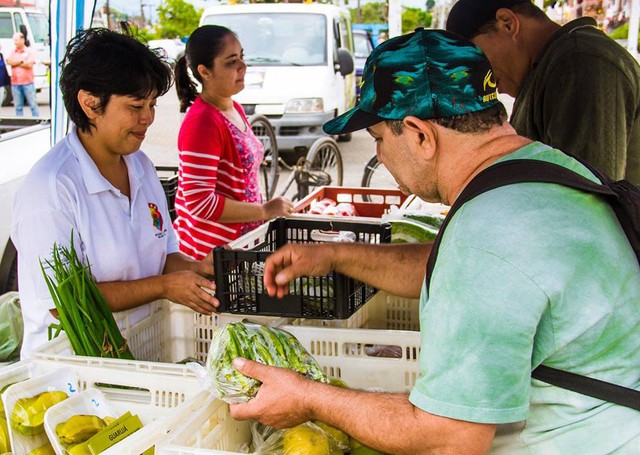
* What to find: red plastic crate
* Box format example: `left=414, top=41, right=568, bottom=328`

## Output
left=294, top=186, right=408, bottom=219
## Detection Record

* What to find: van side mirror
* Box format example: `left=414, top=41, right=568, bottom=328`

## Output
left=19, top=24, right=30, bottom=47
left=335, top=48, right=354, bottom=76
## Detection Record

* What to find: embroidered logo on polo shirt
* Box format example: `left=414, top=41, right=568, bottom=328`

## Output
left=148, top=203, right=163, bottom=231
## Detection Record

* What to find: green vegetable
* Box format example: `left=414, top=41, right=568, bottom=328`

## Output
left=39, top=234, right=134, bottom=360
left=207, top=322, right=328, bottom=403
left=391, top=220, right=438, bottom=243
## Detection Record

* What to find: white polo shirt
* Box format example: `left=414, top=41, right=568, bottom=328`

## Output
left=12, top=127, right=179, bottom=356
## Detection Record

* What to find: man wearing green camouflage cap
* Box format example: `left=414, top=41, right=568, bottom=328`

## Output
left=229, top=29, right=640, bottom=454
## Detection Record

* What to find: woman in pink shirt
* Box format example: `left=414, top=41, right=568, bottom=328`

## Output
left=173, top=25, right=292, bottom=260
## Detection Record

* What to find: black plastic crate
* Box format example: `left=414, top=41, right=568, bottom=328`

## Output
left=214, top=217, right=392, bottom=319
left=156, top=166, right=179, bottom=221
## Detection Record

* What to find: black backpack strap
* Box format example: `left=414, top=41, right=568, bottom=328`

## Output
left=424, top=158, right=640, bottom=411
left=425, top=158, right=616, bottom=287
left=532, top=365, right=640, bottom=411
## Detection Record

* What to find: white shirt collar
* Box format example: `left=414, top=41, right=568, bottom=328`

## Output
left=66, top=126, right=146, bottom=195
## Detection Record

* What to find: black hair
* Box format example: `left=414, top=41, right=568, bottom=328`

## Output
left=59, top=25, right=173, bottom=132
left=385, top=103, right=508, bottom=135
left=475, top=2, right=547, bottom=38
left=175, top=25, right=236, bottom=113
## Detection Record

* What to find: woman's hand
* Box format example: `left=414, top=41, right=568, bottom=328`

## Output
left=162, top=271, right=218, bottom=314
left=261, top=197, right=294, bottom=220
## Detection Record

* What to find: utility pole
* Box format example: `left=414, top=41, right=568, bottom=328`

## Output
left=141, top=0, right=146, bottom=25
left=106, top=0, right=111, bottom=30
left=628, top=0, right=640, bottom=59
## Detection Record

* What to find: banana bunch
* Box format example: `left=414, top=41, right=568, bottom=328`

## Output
left=11, top=390, right=68, bottom=435
left=207, top=322, right=328, bottom=403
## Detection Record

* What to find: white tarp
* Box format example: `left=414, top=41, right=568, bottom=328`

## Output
left=50, top=0, right=96, bottom=146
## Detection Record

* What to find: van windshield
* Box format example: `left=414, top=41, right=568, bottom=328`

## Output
left=26, top=12, right=48, bottom=45
left=203, top=13, right=327, bottom=67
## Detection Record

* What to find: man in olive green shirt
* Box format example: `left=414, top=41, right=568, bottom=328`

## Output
left=447, top=0, right=640, bottom=184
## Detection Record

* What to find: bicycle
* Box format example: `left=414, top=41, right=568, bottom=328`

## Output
left=360, top=154, right=398, bottom=201
left=250, top=113, right=343, bottom=202
left=250, top=114, right=279, bottom=200
left=275, top=136, right=344, bottom=202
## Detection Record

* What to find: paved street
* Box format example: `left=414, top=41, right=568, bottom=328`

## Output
left=1, top=85, right=514, bottom=201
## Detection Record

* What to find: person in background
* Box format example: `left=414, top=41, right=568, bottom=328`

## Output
left=446, top=0, right=640, bottom=184
left=12, top=28, right=218, bottom=357
left=5, top=32, right=39, bottom=117
left=0, top=43, right=10, bottom=105
left=173, top=25, right=292, bottom=260
left=228, top=29, right=640, bottom=454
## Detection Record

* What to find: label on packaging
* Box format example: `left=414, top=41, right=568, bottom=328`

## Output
left=85, top=411, right=143, bottom=454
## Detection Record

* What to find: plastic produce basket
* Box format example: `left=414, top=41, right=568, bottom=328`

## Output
left=1, top=359, right=200, bottom=455
left=157, top=320, right=421, bottom=454
left=156, top=165, right=179, bottom=222
left=294, top=186, right=408, bottom=220
left=214, top=217, right=392, bottom=319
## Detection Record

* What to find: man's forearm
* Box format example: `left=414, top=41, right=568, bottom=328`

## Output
left=332, top=242, right=431, bottom=298
left=306, top=382, right=495, bottom=455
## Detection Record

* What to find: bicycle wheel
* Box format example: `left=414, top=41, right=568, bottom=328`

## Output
left=250, top=114, right=279, bottom=200
left=361, top=155, right=397, bottom=201
left=305, top=137, right=344, bottom=195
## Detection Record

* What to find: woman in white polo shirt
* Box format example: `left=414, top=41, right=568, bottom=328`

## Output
left=11, top=28, right=219, bottom=356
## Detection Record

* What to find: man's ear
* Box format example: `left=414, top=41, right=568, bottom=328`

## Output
left=77, top=90, right=101, bottom=119
left=495, top=8, right=521, bottom=38
left=403, top=116, right=437, bottom=160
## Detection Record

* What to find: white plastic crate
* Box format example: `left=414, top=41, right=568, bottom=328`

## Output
left=1, top=359, right=202, bottom=455
left=157, top=320, right=422, bottom=454
left=30, top=293, right=420, bottom=453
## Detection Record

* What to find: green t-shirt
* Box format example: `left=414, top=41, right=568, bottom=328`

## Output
left=408, top=142, right=640, bottom=453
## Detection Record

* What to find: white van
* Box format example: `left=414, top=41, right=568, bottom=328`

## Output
left=200, top=3, right=356, bottom=152
left=0, top=7, right=49, bottom=106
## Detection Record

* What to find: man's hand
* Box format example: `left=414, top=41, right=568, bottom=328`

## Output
left=162, top=270, right=218, bottom=314
left=229, top=358, right=315, bottom=429
left=263, top=244, right=335, bottom=298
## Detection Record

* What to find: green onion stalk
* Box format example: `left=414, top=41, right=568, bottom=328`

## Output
left=39, top=235, right=134, bottom=360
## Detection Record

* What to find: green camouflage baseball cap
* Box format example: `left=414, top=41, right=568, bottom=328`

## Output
left=323, top=28, right=499, bottom=135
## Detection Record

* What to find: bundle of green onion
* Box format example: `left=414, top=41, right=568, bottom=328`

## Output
left=40, top=237, right=134, bottom=360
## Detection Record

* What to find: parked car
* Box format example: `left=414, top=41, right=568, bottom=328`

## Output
left=147, top=38, right=186, bottom=65
left=353, top=29, right=374, bottom=102
left=201, top=3, right=356, bottom=152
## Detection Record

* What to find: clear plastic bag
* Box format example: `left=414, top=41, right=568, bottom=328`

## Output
left=201, top=322, right=328, bottom=403
left=254, top=421, right=342, bottom=455
left=0, top=292, right=22, bottom=362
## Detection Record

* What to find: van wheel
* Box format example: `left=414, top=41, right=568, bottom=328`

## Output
left=337, top=133, right=352, bottom=142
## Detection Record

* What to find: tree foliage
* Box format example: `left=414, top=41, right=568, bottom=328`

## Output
left=402, top=7, right=432, bottom=33
left=350, top=2, right=387, bottom=23
left=350, top=2, right=432, bottom=32
left=155, top=0, right=202, bottom=39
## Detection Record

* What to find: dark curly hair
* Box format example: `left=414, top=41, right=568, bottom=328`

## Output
left=59, top=26, right=173, bottom=132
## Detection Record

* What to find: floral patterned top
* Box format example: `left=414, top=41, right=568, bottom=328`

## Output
left=222, top=116, right=264, bottom=235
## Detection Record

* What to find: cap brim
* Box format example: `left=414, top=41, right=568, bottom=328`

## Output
left=323, top=106, right=385, bottom=135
